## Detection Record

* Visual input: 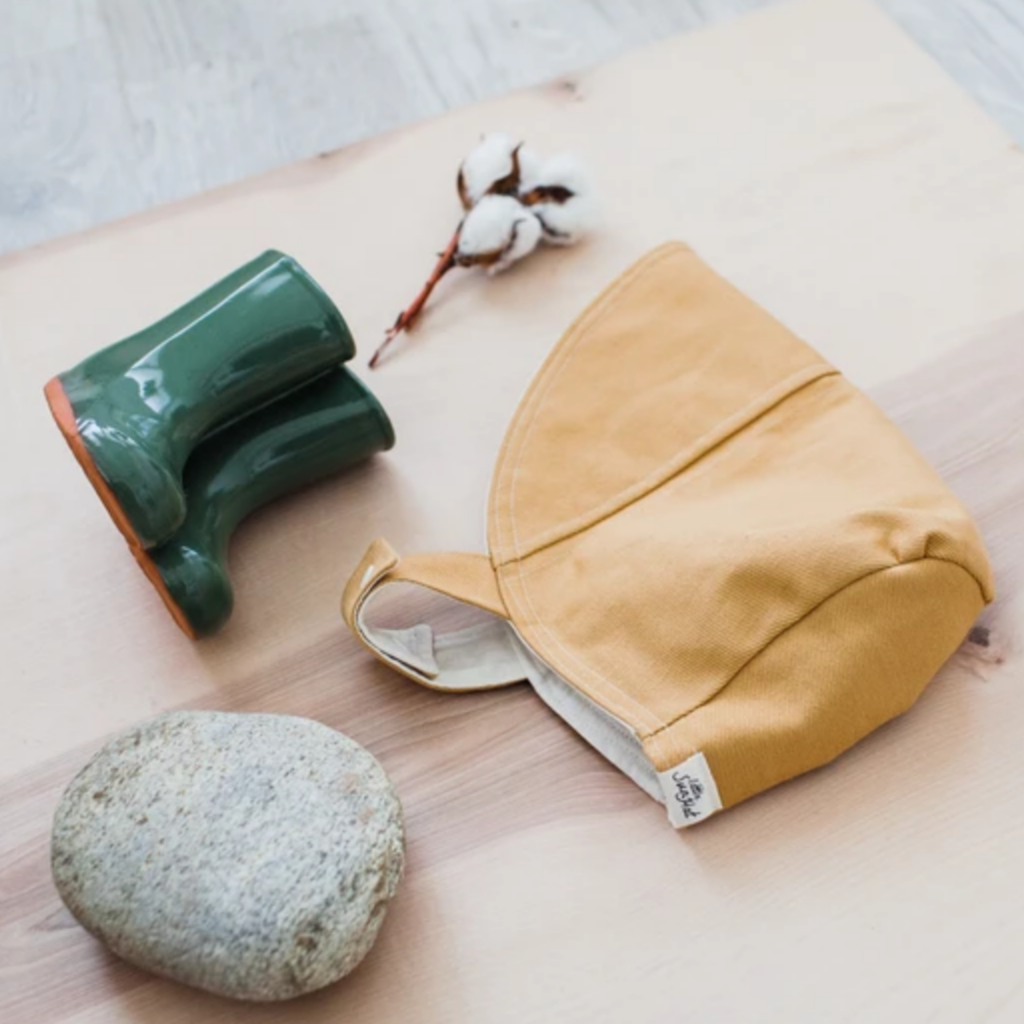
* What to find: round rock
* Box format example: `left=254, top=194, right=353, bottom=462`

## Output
left=51, top=711, right=404, bottom=1001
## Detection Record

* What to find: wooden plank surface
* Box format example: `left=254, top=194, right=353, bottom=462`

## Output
left=3, top=0, right=1024, bottom=1020
left=2, top=0, right=1024, bottom=255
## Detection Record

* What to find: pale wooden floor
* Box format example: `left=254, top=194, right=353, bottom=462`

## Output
left=1, top=0, right=1023, bottom=257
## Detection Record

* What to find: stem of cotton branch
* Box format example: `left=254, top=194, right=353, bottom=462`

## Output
left=369, top=225, right=463, bottom=369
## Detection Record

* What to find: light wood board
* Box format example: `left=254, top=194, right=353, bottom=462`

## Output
left=2, top=0, right=1024, bottom=1020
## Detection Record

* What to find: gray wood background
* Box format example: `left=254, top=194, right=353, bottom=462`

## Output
left=2, top=0, right=1023, bottom=257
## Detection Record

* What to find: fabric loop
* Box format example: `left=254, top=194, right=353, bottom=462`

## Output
left=341, top=539, right=525, bottom=692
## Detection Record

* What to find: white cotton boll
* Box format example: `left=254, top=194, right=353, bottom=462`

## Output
left=518, top=153, right=600, bottom=245
left=458, top=194, right=521, bottom=258
left=458, top=133, right=519, bottom=208
left=457, top=195, right=542, bottom=274
left=533, top=192, right=601, bottom=246
left=490, top=207, right=542, bottom=274
left=520, top=153, right=591, bottom=196
left=516, top=145, right=543, bottom=188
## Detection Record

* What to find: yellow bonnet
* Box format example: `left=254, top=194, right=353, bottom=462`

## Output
left=343, top=243, right=992, bottom=827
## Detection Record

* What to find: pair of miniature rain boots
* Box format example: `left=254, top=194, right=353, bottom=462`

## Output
left=44, top=251, right=395, bottom=639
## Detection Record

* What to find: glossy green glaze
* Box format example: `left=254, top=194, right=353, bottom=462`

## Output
left=57, top=251, right=355, bottom=548
left=146, top=368, right=394, bottom=638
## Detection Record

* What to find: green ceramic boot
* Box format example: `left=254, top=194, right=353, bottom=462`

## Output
left=134, top=368, right=394, bottom=639
left=44, top=251, right=355, bottom=549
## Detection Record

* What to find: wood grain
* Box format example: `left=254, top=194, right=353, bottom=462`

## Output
left=3, top=321, right=1023, bottom=1024
left=2, top=0, right=1024, bottom=255
left=3, top=1, right=1024, bottom=1020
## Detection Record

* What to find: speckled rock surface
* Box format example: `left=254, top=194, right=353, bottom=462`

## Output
left=51, top=711, right=405, bottom=1001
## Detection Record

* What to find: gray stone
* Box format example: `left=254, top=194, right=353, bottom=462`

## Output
left=51, top=711, right=405, bottom=1001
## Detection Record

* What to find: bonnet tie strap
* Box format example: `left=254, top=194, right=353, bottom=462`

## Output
left=341, top=538, right=526, bottom=692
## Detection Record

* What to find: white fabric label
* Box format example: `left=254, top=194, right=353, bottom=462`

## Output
left=657, top=753, right=722, bottom=828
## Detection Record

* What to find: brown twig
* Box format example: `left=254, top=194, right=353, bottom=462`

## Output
left=369, top=225, right=463, bottom=369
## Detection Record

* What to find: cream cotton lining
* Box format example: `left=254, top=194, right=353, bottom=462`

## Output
left=357, top=581, right=663, bottom=804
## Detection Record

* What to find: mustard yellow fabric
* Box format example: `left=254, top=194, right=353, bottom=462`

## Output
left=343, top=242, right=993, bottom=818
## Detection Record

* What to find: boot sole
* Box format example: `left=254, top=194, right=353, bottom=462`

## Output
left=130, top=547, right=199, bottom=640
left=44, top=375, right=198, bottom=640
left=45, top=376, right=147, bottom=550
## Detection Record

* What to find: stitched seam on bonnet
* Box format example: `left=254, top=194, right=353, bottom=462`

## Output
left=496, top=242, right=834, bottom=566
left=504, top=247, right=679, bottom=560
left=501, top=364, right=837, bottom=567
left=645, top=555, right=986, bottom=740
left=494, top=244, right=684, bottom=565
